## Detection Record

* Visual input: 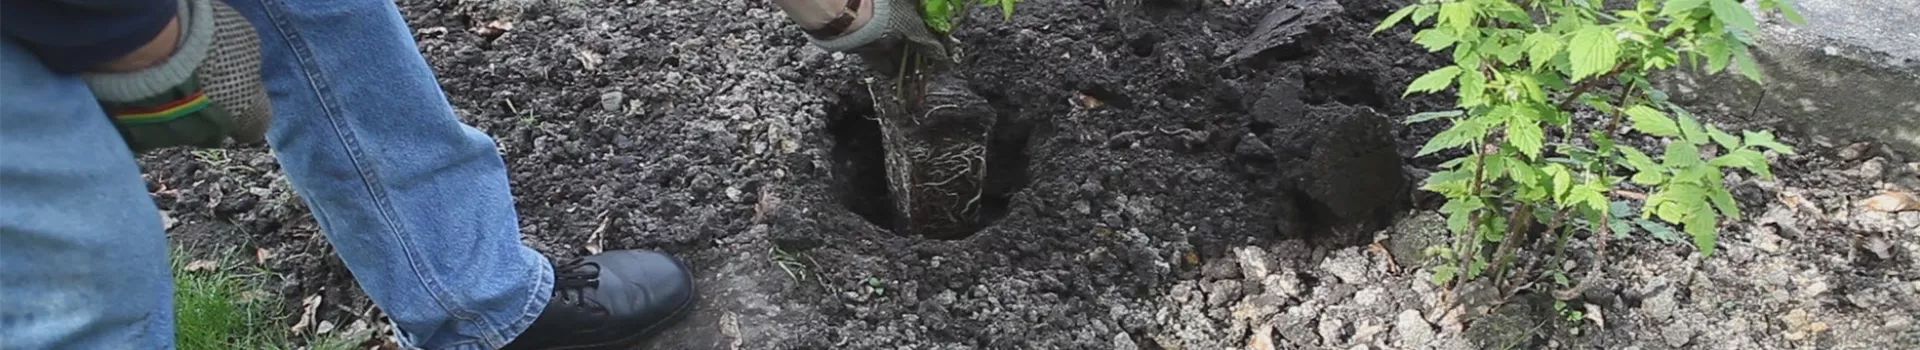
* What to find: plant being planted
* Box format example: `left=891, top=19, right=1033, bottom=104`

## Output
left=1372, top=0, right=1803, bottom=293
left=858, top=0, right=1023, bottom=239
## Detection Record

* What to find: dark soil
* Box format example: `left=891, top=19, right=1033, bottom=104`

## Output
left=140, top=0, right=1918, bottom=349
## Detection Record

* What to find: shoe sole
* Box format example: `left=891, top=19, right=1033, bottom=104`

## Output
left=545, top=269, right=701, bottom=350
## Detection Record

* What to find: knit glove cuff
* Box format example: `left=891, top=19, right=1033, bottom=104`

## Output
left=82, top=0, right=272, bottom=153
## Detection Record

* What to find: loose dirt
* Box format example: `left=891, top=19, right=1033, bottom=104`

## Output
left=142, top=0, right=1918, bottom=348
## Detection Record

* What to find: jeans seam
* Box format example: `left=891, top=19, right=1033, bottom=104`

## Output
left=492, top=259, right=554, bottom=348
left=254, top=0, right=480, bottom=328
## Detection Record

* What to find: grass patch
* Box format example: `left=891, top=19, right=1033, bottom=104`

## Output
left=170, top=248, right=366, bottom=350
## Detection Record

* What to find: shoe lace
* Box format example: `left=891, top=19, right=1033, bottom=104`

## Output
left=552, top=258, right=606, bottom=311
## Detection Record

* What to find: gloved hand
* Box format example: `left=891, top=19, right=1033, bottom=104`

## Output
left=83, top=0, right=271, bottom=154
left=803, top=0, right=953, bottom=74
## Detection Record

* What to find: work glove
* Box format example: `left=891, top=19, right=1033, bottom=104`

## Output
left=805, top=0, right=953, bottom=74
left=83, top=0, right=271, bottom=154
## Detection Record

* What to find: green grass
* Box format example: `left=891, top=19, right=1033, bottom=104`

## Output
left=170, top=249, right=366, bottom=350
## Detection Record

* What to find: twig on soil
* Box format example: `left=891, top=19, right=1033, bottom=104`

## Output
left=586, top=211, right=611, bottom=254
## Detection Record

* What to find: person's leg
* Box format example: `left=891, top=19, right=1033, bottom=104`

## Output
left=220, top=0, right=693, bottom=348
left=0, top=38, right=176, bottom=349
left=210, top=0, right=551, bottom=348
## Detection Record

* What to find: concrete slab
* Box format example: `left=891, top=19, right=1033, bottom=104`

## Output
left=1657, top=0, right=1920, bottom=153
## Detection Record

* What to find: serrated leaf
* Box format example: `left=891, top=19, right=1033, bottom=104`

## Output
left=1620, top=146, right=1659, bottom=171
left=1710, top=0, right=1761, bottom=35
left=1700, top=35, right=1732, bottom=73
left=1777, top=0, right=1806, bottom=23
left=1732, top=41, right=1765, bottom=82
left=1405, top=110, right=1464, bottom=124
left=1546, top=163, right=1574, bottom=201
left=1674, top=108, right=1709, bottom=145
left=1739, top=130, right=1794, bottom=154
left=1708, top=185, right=1742, bottom=218
left=1525, top=32, right=1563, bottom=71
left=1412, top=4, right=1437, bottom=24
left=1568, top=26, right=1621, bottom=81
left=1508, top=120, right=1545, bottom=160
left=1415, top=29, right=1459, bottom=52
left=1417, top=117, right=1483, bottom=157
left=1708, top=125, right=1741, bottom=149
left=922, top=0, right=953, bottom=34
left=1422, top=169, right=1475, bottom=194
left=1636, top=219, right=1681, bottom=242
left=1626, top=105, right=1681, bottom=137
left=1439, top=2, right=1476, bottom=33
left=1001, top=0, right=1016, bottom=19
left=1632, top=169, right=1667, bottom=185
left=1406, top=66, right=1463, bottom=97
left=1663, top=0, right=1708, bottom=15
left=1663, top=141, right=1703, bottom=168
left=1707, top=148, right=1766, bottom=168
left=1374, top=5, right=1418, bottom=34
left=1432, top=265, right=1459, bottom=285
left=1684, top=203, right=1718, bottom=256
left=1458, top=68, right=1487, bottom=106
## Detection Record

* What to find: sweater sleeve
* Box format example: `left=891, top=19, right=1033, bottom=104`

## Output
left=2, top=0, right=179, bottom=74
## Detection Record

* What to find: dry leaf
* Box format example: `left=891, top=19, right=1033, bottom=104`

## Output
left=477, top=20, right=514, bottom=39
left=1861, top=191, right=1920, bottom=212
left=255, top=247, right=275, bottom=265
left=1583, top=303, right=1605, bottom=329
left=185, top=259, right=218, bottom=272
left=291, top=294, right=323, bottom=335
left=574, top=50, right=603, bottom=71
left=1246, top=323, right=1276, bottom=350
left=316, top=320, right=336, bottom=335
left=1073, top=91, right=1104, bottom=109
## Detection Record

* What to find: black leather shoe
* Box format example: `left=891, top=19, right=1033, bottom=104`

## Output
left=500, top=250, right=696, bottom=350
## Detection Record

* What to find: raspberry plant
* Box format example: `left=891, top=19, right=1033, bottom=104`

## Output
left=922, top=0, right=1020, bottom=35
left=1374, top=0, right=1803, bottom=289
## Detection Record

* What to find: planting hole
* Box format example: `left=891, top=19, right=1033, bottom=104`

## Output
left=828, top=101, right=897, bottom=233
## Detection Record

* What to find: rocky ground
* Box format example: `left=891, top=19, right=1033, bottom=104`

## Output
left=143, top=0, right=1919, bottom=348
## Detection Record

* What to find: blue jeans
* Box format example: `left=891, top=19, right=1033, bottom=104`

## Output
left=0, top=0, right=553, bottom=348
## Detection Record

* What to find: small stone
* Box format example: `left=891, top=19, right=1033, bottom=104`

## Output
left=1800, top=281, right=1830, bottom=298
left=1855, top=158, right=1889, bottom=178
left=1262, top=272, right=1303, bottom=299
left=1839, top=142, right=1874, bottom=161
left=1319, top=317, right=1350, bottom=346
left=600, top=91, right=626, bottom=112
left=1662, top=317, right=1695, bottom=347
left=1202, top=257, right=1243, bottom=280
left=1235, top=246, right=1275, bottom=278
left=1394, top=310, right=1436, bottom=347
left=1206, top=280, right=1243, bottom=307
left=1354, top=286, right=1384, bottom=306
left=1898, top=212, right=1920, bottom=230
left=1113, top=333, right=1140, bottom=350
left=1231, top=294, right=1287, bottom=320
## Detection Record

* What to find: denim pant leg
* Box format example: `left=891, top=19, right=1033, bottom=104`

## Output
left=220, top=0, right=553, bottom=348
left=0, top=39, right=176, bottom=349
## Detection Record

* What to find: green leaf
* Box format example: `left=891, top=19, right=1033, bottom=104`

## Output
left=1457, top=68, right=1487, bottom=107
left=1415, top=29, right=1459, bottom=52
left=1684, top=203, right=1719, bottom=256
left=1731, top=41, right=1766, bottom=82
left=1405, top=110, right=1464, bottom=124
left=1422, top=169, right=1475, bottom=194
left=1525, top=32, right=1564, bottom=71
left=1508, top=120, right=1545, bottom=160
left=1626, top=105, right=1681, bottom=137
left=1417, top=123, right=1474, bottom=157
left=1708, top=125, right=1742, bottom=150
left=1632, top=168, right=1668, bottom=185
left=1000, top=0, right=1016, bottom=19
left=1438, top=2, right=1476, bottom=33
left=1711, top=0, right=1761, bottom=34
left=1708, top=185, right=1742, bottom=218
left=1699, top=35, right=1733, bottom=73
left=1674, top=108, right=1709, bottom=145
left=922, top=0, right=953, bottom=34
left=1742, top=130, right=1796, bottom=154
left=1776, top=0, right=1807, bottom=24
left=1405, top=66, right=1463, bottom=97
left=1412, top=4, right=1438, bottom=25
left=1636, top=219, right=1681, bottom=242
left=1432, top=265, right=1459, bottom=286
left=1374, top=5, right=1418, bottom=34
left=1663, top=0, right=1708, bottom=15
left=1546, top=163, right=1574, bottom=201
left=1568, top=26, right=1621, bottom=81
left=1711, top=149, right=1773, bottom=178
left=1620, top=146, right=1660, bottom=171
